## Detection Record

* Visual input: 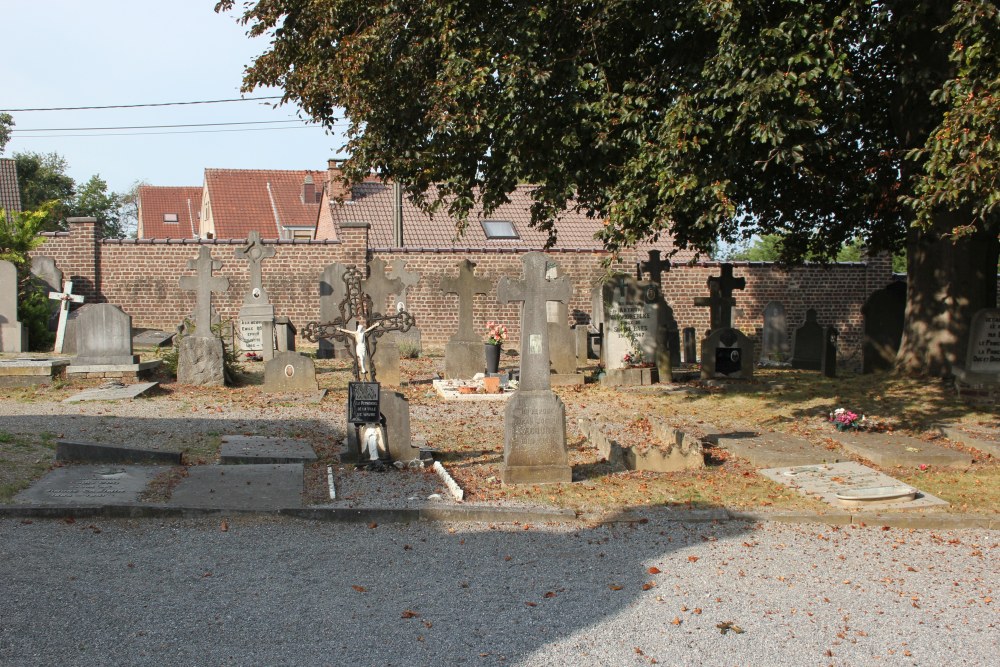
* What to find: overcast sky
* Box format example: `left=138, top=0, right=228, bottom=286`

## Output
left=2, top=1, right=346, bottom=194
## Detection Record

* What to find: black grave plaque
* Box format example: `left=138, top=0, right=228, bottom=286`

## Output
left=348, top=382, right=381, bottom=424
left=715, top=347, right=742, bottom=375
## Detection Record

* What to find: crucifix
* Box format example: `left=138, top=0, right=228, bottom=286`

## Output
left=179, top=247, right=230, bottom=337
left=497, top=252, right=572, bottom=392
left=302, top=266, right=414, bottom=383
left=693, top=263, right=746, bottom=331
left=234, top=231, right=276, bottom=305
left=48, top=280, right=84, bottom=353
left=441, top=259, right=492, bottom=342
left=637, top=249, right=670, bottom=287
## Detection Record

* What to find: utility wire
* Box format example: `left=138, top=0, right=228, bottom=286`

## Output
left=0, top=96, right=284, bottom=112
left=19, top=126, right=340, bottom=138
left=14, top=120, right=310, bottom=132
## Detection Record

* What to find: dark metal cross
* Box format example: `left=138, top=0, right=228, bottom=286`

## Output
left=693, top=263, right=746, bottom=331
left=636, top=249, right=670, bottom=286
left=179, top=247, right=230, bottom=338
left=302, top=266, right=414, bottom=383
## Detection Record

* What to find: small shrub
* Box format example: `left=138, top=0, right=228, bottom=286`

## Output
left=398, top=340, right=421, bottom=359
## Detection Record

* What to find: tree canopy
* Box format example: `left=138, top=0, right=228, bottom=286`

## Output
left=219, top=0, right=1000, bottom=375
left=0, top=113, right=12, bottom=155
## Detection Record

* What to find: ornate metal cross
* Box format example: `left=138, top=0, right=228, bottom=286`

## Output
left=637, top=249, right=670, bottom=287
left=693, top=263, right=746, bottom=331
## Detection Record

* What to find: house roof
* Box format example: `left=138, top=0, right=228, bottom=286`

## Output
left=0, top=158, right=21, bottom=215
left=324, top=180, right=682, bottom=255
left=137, top=186, right=202, bottom=239
left=204, top=168, right=327, bottom=239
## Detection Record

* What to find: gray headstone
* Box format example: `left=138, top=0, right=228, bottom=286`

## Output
left=30, top=256, right=62, bottom=325
left=442, top=259, right=493, bottom=378
left=363, top=258, right=404, bottom=383
left=274, top=317, right=296, bottom=352
left=236, top=232, right=277, bottom=359
left=389, top=259, right=422, bottom=352
left=700, top=327, right=754, bottom=380
left=178, top=335, right=226, bottom=386
left=545, top=263, right=577, bottom=375
left=956, top=308, right=1000, bottom=384
left=380, top=390, right=421, bottom=463
left=373, top=339, right=402, bottom=386
left=497, top=253, right=572, bottom=484
left=234, top=231, right=276, bottom=306
left=761, top=301, right=788, bottom=361
left=0, top=259, right=26, bottom=352
left=73, top=303, right=138, bottom=366
left=683, top=327, right=697, bottom=364
left=318, top=262, right=355, bottom=359
left=791, top=308, right=824, bottom=371
left=179, top=247, right=229, bottom=338
left=61, top=304, right=95, bottom=356
left=823, top=326, right=839, bottom=378
left=262, top=351, right=318, bottom=393
left=599, top=273, right=674, bottom=381
left=862, top=281, right=906, bottom=373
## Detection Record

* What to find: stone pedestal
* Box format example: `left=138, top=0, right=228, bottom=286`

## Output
left=501, top=390, right=571, bottom=484
left=0, top=323, right=26, bottom=353
left=373, top=338, right=402, bottom=386
left=178, top=336, right=226, bottom=386
left=445, top=340, right=485, bottom=379
left=239, top=303, right=275, bottom=361
left=380, top=390, right=421, bottom=463
left=263, top=351, right=317, bottom=393
left=275, top=317, right=296, bottom=352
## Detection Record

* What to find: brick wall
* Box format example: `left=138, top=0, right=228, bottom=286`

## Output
left=32, top=218, right=943, bottom=369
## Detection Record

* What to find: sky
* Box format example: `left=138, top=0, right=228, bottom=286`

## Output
left=2, top=1, right=347, bottom=195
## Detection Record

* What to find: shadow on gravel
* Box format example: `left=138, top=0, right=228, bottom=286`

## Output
left=0, top=512, right=751, bottom=665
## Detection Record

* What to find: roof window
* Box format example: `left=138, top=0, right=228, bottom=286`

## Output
left=163, top=213, right=179, bottom=223
left=481, top=219, right=518, bottom=239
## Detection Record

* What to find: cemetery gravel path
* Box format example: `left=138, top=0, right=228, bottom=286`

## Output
left=0, top=516, right=995, bottom=666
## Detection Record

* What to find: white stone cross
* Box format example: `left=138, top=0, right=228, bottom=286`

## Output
left=48, top=280, right=85, bottom=353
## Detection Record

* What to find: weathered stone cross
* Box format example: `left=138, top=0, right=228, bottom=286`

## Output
left=637, top=249, right=670, bottom=287
left=497, top=252, right=571, bottom=392
left=693, top=263, right=746, bottom=331
left=441, top=259, right=493, bottom=342
left=362, top=257, right=403, bottom=316
left=48, top=280, right=84, bottom=353
left=389, top=259, right=419, bottom=313
left=234, top=231, right=275, bottom=304
left=179, top=247, right=230, bottom=337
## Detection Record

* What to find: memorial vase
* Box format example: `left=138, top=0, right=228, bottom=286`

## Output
left=485, top=343, right=502, bottom=374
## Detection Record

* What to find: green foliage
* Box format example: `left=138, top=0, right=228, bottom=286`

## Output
left=397, top=340, right=421, bottom=358
left=19, top=288, right=54, bottom=352
left=0, top=113, right=12, bottom=155
left=0, top=205, right=47, bottom=264
left=14, top=152, right=75, bottom=231
left=73, top=174, right=125, bottom=238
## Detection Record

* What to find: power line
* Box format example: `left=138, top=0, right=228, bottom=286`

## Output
left=0, top=96, right=284, bottom=112
left=17, top=126, right=337, bottom=138
left=14, top=120, right=311, bottom=132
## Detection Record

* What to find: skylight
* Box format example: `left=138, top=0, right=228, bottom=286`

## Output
left=481, top=219, right=518, bottom=239
left=163, top=213, right=179, bottom=223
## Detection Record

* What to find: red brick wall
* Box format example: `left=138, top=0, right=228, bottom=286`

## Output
left=32, top=218, right=927, bottom=369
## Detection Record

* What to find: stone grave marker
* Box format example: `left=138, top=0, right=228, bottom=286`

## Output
left=235, top=231, right=277, bottom=360
left=48, top=279, right=84, bottom=353
left=496, top=252, right=572, bottom=484
left=262, top=351, right=318, bottom=393
left=545, top=262, right=578, bottom=376
left=219, top=435, right=318, bottom=465
left=167, top=463, right=304, bottom=510
left=862, top=281, right=906, bottom=373
left=15, top=465, right=166, bottom=506
left=682, top=327, right=697, bottom=364
left=760, top=301, right=788, bottom=362
left=636, top=249, right=680, bottom=368
left=822, top=326, right=838, bottom=378
left=55, top=438, right=178, bottom=463
left=954, top=308, right=1000, bottom=384
left=441, top=259, right=493, bottom=379
left=178, top=247, right=229, bottom=386
left=693, top=263, right=745, bottom=332
left=30, top=255, right=62, bottom=328
left=826, top=428, right=973, bottom=470
left=72, top=303, right=139, bottom=366
left=700, top=327, right=754, bottom=380
left=0, top=259, right=26, bottom=352
left=389, top=259, right=422, bottom=353
left=600, top=273, right=673, bottom=381
left=363, top=257, right=404, bottom=386
left=274, top=317, right=296, bottom=352
left=318, top=262, right=354, bottom=359
left=791, top=308, right=824, bottom=371
left=63, top=382, right=159, bottom=404
left=707, top=429, right=839, bottom=468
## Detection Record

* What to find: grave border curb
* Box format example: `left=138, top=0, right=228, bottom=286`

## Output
left=0, top=503, right=997, bottom=530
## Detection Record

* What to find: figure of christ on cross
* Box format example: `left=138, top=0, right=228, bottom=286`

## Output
left=336, top=320, right=381, bottom=380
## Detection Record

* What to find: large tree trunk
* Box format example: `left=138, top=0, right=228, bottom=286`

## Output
left=897, top=218, right=1000, bottom=376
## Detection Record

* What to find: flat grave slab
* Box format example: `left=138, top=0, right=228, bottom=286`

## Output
left=0, top=358, right=70, bottom=386
left=66, top=360, right=161, bottom=376
left=133, top=329, right=175, bottom=347
left=56, top=439, right=181, bottom=465
left=63, top=381, right=159, bottom=403
left=937, top=423, right=1000, bottom=459
left=433, top=379, right=513, bottom=401
left=709, top=430, right=839, bottom=468
left=760, top=461, right=948, bottom=511
left=167, top=463, right=304, bottom=510
left=265, top=389, right=328, bottom=406
left=219, top=435, right=318, bottom=465
left=826, top=429, right=973, bottom=470
left=14, top=465, right=166, bottom=506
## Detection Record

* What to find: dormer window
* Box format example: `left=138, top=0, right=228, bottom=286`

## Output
left=481, top=219, right=518, bottom=239
left=163, top=213, right=179, bottom=223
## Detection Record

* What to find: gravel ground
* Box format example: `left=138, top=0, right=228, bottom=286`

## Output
left=0, top=516, right=995, bottom=666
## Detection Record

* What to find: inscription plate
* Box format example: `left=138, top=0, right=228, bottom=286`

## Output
left=348, top=382, right=381, bottom=424
left=239, top=319, right=264, bottom=352
left=968, top=309, right=1000, bottom=373
left=716, top=347, right=742, bottom=375
left=14, top=465, right=165, bottom=505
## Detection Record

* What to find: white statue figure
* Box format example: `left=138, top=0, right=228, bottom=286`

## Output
left=337, top=320, right=380, bottom=379
left=360, top=422, right=387, bottom=461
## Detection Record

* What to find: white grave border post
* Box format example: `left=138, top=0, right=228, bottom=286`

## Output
left=48, top=280, right=85, bottom=353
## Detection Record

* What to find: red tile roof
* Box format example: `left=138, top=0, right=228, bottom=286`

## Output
left=323, top=180, right=684, bottom=256
left=204, top=168, right=327, bottom=240
left=137, top=186, right=202, bottom=239
left=0, top=158, right=21, bottom=215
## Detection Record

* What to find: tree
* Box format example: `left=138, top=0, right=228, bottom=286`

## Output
left=0, top=113, right=12, bottom=155
left=117, top=180, right=148, bottom=240
left=14, top=151, right=75, bottom=231
left=218, top=0, right=1000, bottom=377
left=0, top=205, right=55, bottom=350
left=73, top=174, right=125, bottom=238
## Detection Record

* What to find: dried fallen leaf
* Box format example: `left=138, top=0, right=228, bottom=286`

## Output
left=543, top=591, right=557, bottom=598
left=401, top=610, right=420, bottom=619
left=609, top=584, right=624, bottom=591
left=648, top=566, right=662, bottom=574
left=641, top=582, right=656, bottom=591
left=352, top=585, right=367, bottom=593
left=717, top=621, right=744, bottom=635
left=671, top=617, right=682, bottom=626
left=220, top=520, right=229, bottom=532
left=688, top=556, right=699, bottom=563
left=368, top=522, right=378, bottom=529
left=525, top=601, right=537, bottom=607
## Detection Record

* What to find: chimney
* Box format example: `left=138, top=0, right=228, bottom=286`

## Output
left=392, top=181, right=403, bottom=247
left=302, top=174, right=315, bottom=204
left=327, top=159, right=352, bottom=201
